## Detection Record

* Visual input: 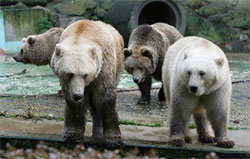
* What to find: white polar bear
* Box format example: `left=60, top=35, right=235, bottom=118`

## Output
left=162, top=36, right=234, bottom=148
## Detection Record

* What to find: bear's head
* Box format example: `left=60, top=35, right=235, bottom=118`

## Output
left=13, top=28, right=63, bottom=66
left=180, top=54, right=225, bottom=96
left=124, top=46, right=158, bottom=84
left=13, top=36, right=40, bottom=64
left=51, top=44, right=102, bottom=102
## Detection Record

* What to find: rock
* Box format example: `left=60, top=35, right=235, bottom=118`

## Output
left=92, top=6, right=107, bottom=21
left=185, top=12, right=223, bottom=44
left=224, top=40, right=247, bottom=53
left=207, top=13, right=226, bottom=23
left=236, top=0, right=250, bottom=11
left=198, top=2, right=233, bottom=17
left=227, top=17, right=250, bottom=30
left=55, top=0, right=97, bottom=16
left=0, top=0, right=47, bottom=6
left=186, top=0, right=202, bottom=9
left=96, top=0, right=115, bottom=11
left=33, top=6, right=60, bottom=29
left=220, top=10, right=250, bottom=29
left=13, top=2, right=29, bottom=9
left=213, top=23, right=240, bottom=42
left=58, top=14, right=86, bottom=28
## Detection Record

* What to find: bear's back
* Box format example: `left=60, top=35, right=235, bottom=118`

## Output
left=166, top=36, right=226, bottom=64
left=152, top=23, right=183, bottom=45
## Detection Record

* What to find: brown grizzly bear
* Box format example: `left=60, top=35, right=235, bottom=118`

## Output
left=13, top=27, right=64, bottom=66
left=124, top=23, right=183, bottom=105
left=51, top=20, right=124, bottom=147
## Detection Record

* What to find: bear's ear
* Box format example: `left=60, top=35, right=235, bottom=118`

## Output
left=215, top=58, right=224, bottom=67
left=27, top=36, right=36, bottom=45
left=124, top=48, right=132, bottom=58
left=22, top=38, right=26, bottom=43
left=55, top=44, right=62, bottom=57
left=141, top=48, right=154, bottom=68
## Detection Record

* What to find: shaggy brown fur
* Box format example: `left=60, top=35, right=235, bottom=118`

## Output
left=13, top=27, right=64, bottom=66
left=124, top=23, right=183, bottom=105
left=51, top=20, right=124, bottom=148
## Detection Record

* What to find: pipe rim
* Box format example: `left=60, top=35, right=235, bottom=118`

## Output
left=135, top=0, right=186, bottom=34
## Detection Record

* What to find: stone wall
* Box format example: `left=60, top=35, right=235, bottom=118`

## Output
left=175, top=0, right=250, bottom=53
left=1, top=0, right=249, bottom=53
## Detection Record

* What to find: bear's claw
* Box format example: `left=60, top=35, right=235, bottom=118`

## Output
left=217, top=141, right=235, bottom=148
left=169, top=139, right=185, bottom=147
left=199, top=136, right=216, bottom=143
left=63, top=133, right=83, bottom=142
left=104, top=136, right=123, bottom=149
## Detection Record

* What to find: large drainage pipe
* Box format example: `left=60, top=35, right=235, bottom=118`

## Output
left=106, top=0, right=186, bottom=45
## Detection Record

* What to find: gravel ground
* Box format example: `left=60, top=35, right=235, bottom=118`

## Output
left=0, top=81, right=249, bottom=129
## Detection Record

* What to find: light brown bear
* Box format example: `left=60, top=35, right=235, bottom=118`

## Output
left=162, top=36, right=234, bottom=148
left=13, top=27, right=64, bottom=66
left=124, top=23, right=183, bottom=105
left=51, top=20, right=124, bottom=147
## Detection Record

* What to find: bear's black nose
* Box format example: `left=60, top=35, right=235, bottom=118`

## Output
left=189, top=85, right=198, bottom=93
left=73, top=94, right=83, bottom=101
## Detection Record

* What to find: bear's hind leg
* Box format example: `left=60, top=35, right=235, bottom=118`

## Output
left=193, top=105, right=215, bottom=143
left=63, top=100, right=87, bottom=142
left=137, top=76, right=152, bottom=105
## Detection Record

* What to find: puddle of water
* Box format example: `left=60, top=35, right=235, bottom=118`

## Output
left=0, top=55, right=249, bottom=95
left=229, top=61, right=250, bottom=81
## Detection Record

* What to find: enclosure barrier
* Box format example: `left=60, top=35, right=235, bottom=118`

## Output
left=105, top=0, right=186, bottom=44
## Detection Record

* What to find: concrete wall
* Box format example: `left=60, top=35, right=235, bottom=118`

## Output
left=1, top=0, right=249, bottom=53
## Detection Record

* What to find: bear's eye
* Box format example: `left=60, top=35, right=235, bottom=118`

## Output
left=67, top=73, right=74, bottom=79
left=83, top=74, right=88, bottom=79
left=199, top=71, right=206, bottom=76
left=20, top=49, right=23, bottom=55
left=188, top=71, right=191, bottom=75
left=139, top=67, right=143, bottom=71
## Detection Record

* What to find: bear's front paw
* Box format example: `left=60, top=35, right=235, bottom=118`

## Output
left=104, top=136, right=123, bottom=149
left=137, top=98, right=150, bottom=105
left=199, top=136, right=216, bottom=143
left=217, top=140, right=235, bottom=148
left=169, top=139, right=185, bottom=147
left=184, top=136, right=192, bottom=144
left=63, top=133, right=83, bottom=142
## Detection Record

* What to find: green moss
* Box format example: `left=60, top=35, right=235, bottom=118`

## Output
left=39, top=17, right=53, bottom=33
left=119, top=119, right=163, bottom=127
left=189, top=124, right=196, bottom=129
left=228, top=127, right=239, bottom=130
left=185, top=11, right=223, bottom=44
left=3, top=9, right=46, bottom=40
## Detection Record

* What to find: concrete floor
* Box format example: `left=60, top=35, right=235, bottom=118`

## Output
left=0, top=81, right=250, bottom=154
left=0, top=53, right=249, bottom=156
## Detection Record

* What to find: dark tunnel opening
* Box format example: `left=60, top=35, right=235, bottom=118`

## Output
left=138, top=1, right=176, bottom=26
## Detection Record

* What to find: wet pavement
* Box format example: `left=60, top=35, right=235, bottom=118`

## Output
left=0, top=81, right=250, bottom=154
left=0, top=53, right=249, bottom=154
